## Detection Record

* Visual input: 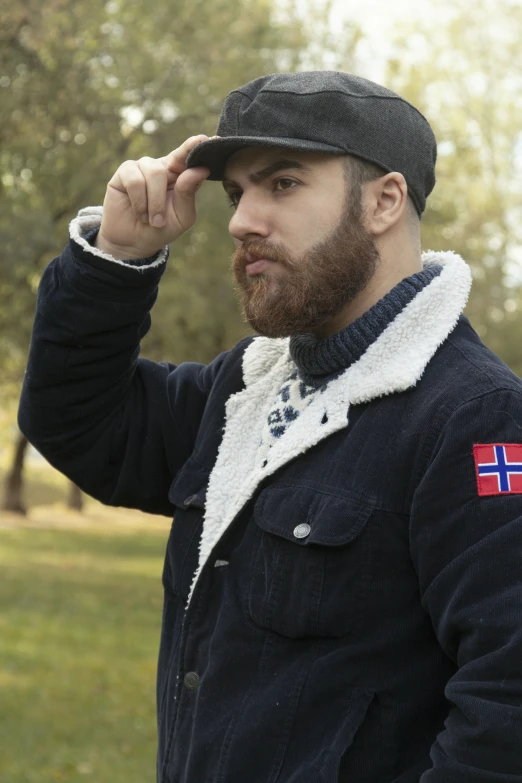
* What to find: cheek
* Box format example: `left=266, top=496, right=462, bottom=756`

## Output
left=282, top=202, right=340, bottom=252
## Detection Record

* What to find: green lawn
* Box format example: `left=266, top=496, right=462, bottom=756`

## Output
left=0, top=513, right=170, bottom=783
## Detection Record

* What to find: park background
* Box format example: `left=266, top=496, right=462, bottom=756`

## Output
left=1, top=0, right=521, bottom=780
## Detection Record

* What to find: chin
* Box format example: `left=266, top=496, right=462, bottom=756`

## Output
left=245, top=315, right=308, bottom=339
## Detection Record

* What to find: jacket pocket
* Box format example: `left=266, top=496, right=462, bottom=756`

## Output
left=315, top=685, right=375, bottom=783
left=248, top=484, right=374, bottom=639
left=164, top=460, right=209, bottom=601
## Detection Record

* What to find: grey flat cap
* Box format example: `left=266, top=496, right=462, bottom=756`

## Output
left=186, top=71, right=437, bottom=215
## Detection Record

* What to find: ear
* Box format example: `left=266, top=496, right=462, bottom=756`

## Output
left=363, top=172, right=408, bottom=236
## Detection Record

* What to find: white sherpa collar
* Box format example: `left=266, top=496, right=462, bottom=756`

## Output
left=69, top=206, right=168, bottom=271
left=243, top=250, right=471, bottom=403
left=187, top=250, right=471, bottom=604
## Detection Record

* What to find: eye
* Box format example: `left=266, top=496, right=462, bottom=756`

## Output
left=226, top=190, right=242, bottom=208
left=274, top=177, right=298, bottom=192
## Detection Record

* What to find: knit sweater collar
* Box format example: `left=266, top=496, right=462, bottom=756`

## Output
left=289, top=264, right=443, bottom=387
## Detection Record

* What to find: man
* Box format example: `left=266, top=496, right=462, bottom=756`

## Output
left=19, top=72, right=522, bottom=781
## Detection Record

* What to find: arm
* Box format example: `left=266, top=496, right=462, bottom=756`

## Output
left=18, top=210, right=227, bottom=515
left=410, top=389, right=522, bottom=782
left=19, top=136, right=219, bottom=515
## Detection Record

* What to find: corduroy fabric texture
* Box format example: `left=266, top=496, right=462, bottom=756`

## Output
left=19, top=233, right=522, bottom=782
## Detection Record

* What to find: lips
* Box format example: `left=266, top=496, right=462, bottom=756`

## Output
left=246, top=251, right=274, bottom=264
left=246, top=258, right=275, bottom=275
left=245, top=251, right=276, bottom=276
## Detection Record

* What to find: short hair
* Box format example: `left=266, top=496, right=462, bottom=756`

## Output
left=343, top=155, right=420, bottom=229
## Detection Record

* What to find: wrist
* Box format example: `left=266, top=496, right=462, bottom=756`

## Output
left=95, top=232, right=161, bottom=261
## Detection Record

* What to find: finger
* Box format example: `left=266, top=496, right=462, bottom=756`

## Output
left=111, top=160, right=147, bottom=222
left=170, top=166, right=210, bottom=229
left=161, top=135, right=210, bottom=179
left=137, top=156, right=169, bottom=227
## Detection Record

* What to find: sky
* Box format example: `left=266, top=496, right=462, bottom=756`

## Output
left=331, top=0, right=438, bottom=29
left=327, top=0, right=444, bottom=80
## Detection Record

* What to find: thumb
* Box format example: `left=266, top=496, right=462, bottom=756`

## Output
left=172, top=166, right=210, bottom=228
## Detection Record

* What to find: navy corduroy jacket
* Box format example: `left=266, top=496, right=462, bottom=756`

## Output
left=18, top=214, right=522, bottom=782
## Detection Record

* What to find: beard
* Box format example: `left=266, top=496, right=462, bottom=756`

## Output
left=232, top=201, right=380, bottom=338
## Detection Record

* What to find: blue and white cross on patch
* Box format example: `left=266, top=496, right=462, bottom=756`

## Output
left=473, top=444, right=522, bottom=496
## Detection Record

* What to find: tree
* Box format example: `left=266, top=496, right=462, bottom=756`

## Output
left=0, top=0, right=312, bottom=510
left=383, top=0, right=522, bottom=375
left=2, top=432, right=28, bottom=515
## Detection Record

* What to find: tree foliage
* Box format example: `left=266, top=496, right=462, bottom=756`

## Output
left=0, top=0, right=310, bottom=390
left=384, top=0, right=522, bottom=373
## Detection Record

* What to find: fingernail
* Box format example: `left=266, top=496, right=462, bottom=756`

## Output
left=140, top=214, right=149, bottom=224
left=152, top=214, right=165, bottom=227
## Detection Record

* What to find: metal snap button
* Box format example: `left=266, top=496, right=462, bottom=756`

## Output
left=183, top=671, right=200, bottom=691
left=183, top=494, right=198, bottom=508
left=293, top=523, right=311, bottom=539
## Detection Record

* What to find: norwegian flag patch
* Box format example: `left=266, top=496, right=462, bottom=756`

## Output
left=474, top=444, right=522, bottom=496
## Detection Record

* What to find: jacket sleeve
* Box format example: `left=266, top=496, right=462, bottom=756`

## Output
left=410, top=389, right=522, bottom=782
left=18, top=209, right=230, bottom=516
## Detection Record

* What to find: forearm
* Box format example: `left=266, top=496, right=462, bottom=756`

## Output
left=18, top=208, right=180, bottom=512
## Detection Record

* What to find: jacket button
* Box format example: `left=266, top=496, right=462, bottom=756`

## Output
left=183, top=672, right=200, bottom=691
left=293, top=523, right=311, bottom=539
left=183, top=494, right=198, bottom=508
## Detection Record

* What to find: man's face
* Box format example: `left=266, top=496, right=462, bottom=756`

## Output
left=223, top=147, right=380, bottom=338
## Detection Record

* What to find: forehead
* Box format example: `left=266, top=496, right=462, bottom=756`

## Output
left=223, top=145, right=343, bottom=181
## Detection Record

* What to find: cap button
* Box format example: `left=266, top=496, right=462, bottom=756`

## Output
left=293, top=523, right=311, bottom=540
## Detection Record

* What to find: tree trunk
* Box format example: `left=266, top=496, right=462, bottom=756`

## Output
left=67, top=482, right=83, bottom=512
left=2, top=431, right=29, bottom=515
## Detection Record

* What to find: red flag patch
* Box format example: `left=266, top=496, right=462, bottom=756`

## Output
left=473, top=444, right=522, bottom=496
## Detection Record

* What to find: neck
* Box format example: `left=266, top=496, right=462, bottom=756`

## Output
left=311, top=241, right=422, bottom=339
left=289, top=260, right=443, bottom=388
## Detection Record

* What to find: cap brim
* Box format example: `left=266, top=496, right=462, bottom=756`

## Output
left=185, top=136, right=344, bottom=180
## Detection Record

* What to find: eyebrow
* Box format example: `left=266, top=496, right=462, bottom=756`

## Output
left=222, top=158, right=312, bottom=190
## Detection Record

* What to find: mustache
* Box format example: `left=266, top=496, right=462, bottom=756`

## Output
left=233, top=240, right=294, bottom=270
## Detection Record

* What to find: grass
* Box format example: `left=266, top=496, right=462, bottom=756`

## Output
left=0, top=459, right=172, bottom=783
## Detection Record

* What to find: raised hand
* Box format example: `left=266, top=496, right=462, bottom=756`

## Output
left=96, top=135, right=211, bottom=259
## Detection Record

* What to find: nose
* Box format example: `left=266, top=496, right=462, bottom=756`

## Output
left=228, top=192, right=270, bottom=243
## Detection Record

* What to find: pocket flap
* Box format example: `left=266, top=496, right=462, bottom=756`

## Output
left=254, top=484, right=373, bottom=546
left=168, top=459, right=210, bottom=509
